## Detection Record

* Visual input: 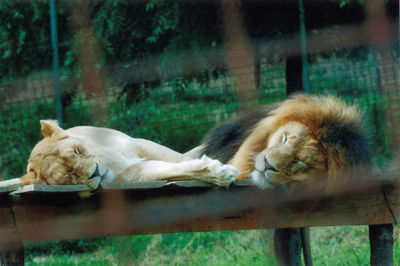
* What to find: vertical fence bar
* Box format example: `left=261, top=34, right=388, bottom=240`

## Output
left=273, top=1, right=313, bottom=265
left=50, top=0, right=63, bottom=126
left=299, top=0, right=310, bottom=93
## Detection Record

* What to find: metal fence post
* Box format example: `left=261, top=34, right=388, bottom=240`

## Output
left=50, top=0, right=63, bottom=126
left=299, top=0, right=310, bottom=94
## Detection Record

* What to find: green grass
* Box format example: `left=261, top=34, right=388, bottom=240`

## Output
left=24, top=226, right=400, bottom=265
left=24, top=231, right=275, bottom=265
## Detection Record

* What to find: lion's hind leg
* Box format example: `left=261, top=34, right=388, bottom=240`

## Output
left=126, top=155, right=238, bottom=187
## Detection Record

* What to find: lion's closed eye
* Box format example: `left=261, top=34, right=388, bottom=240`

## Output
left=281, top=133, right=287, bottom=144
left=73, top=147, right=80, bottom=155
left=73, top=145, right=85, bottom=155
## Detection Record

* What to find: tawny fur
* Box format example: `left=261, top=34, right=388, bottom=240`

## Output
left=198, top=94, right=372, bottom=192
left=20, top=120, right=238, bottom=189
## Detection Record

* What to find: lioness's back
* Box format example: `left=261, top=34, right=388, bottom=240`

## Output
left=67, top=126, right=137, bottom=148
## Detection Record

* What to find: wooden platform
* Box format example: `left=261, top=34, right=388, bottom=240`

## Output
left=0, top=178, right=398, bottom=243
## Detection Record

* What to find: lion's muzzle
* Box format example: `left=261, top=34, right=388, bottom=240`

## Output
left=89, top=163, right=100, bottom=180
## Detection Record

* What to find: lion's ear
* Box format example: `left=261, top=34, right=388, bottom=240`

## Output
left=40, top=120, right=63, bottom=138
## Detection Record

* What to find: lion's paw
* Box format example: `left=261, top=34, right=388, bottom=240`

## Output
left=200, top=155, right=238, bottom=187
left=250, top=170, right=274, bottom=189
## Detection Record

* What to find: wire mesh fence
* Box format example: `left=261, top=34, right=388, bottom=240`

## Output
left=0, top=0, right=399, bottom=182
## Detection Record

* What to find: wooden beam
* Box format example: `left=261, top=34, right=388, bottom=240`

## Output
left=0, top=198, right=20, bottom=243
left=0, top=179, right=20, bottom=195
left=0, top=196, right=24, bottom=265
left=3, top=182, right=396, bottom=242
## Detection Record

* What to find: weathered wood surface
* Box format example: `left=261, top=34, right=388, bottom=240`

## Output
left=10, top=184, right=91, bottom=195
left=0, top=180, right=397, bottom=242
left=7, top=180, right=253, bottom=195
left=0, top=198, right=19, bottom=244
left=0, top=179, right=20, bottom=195
left=0, top=195, right=24, bottom=265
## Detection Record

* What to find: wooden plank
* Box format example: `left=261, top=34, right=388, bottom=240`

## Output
left=102, top=180, right=253, bottom=189
left=270, top=190, right=395, bottom=228
left=0, top=198, right=20, bottom=243
left=100, top=181, right=169, bottom=190
left=10, top=184, right=90, bottom=195
left=383, top=184, right=400, bottom=223
left=0, top=197, right=24, bottom=265
left=9, top=183, right=398, bottom=242
left=0, top=179, right=21, bottom=195
left=100, top=180, right=218, bottom=190
left=8, top=180, right=254, bottom=194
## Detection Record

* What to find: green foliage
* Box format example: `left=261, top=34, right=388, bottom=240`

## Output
left=0, top=100, right=55, bottom=178
left=25, top=237, right=110, bottom=257
left=0, top=0, right=222, bottom=81
left=23, top=227, right=400, bottom=265
left=309, top=50, right=392, bottom=161
left=110, top=80, right=238, bottom=153
left=24, top=231, right=277, bottom=265
left=90, top=0, right=180, bottom=63
left=0, top=0, right=51, bottom=79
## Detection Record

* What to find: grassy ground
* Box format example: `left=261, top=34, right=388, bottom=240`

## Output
left=24, top=226, right=400, bottom=265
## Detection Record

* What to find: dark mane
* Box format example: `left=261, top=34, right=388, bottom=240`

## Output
left=201, top=103, right=279, bottom=163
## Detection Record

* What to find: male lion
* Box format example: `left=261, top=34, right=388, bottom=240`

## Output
left=189, top=94, right=372, bottom=192
left=20, top=120, right=238, bottom=189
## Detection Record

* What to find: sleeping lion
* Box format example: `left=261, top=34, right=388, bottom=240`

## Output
left=188, top=93, right=372, bottom=192
left=20, top=120, right=238, bottom=189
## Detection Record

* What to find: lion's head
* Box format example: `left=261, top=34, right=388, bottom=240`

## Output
left=20, top=120, right=105, bottom=189
left=202, top=94, right=372, bottom=192
left=250, top=121, right=327, bottom=188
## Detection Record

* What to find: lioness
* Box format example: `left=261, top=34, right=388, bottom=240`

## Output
left=20, top=120, right=238, bottom=189
left=189, top=94, right=372, bottom=192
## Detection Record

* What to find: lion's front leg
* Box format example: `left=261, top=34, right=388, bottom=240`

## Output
left=122, top=155, right=238, bottom=187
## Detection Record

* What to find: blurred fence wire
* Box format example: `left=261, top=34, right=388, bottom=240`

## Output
left=0, top=0, right=399, bottom=180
